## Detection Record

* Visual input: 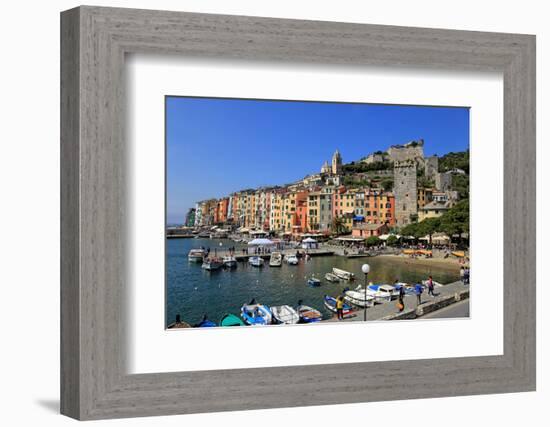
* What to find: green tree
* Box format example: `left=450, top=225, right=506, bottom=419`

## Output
left=386, top=235, right=399, bottom=246
left=331, top=216, right=346, bottom=235
left=438, top=150, right=470, bottom=174
left=366, top=236, right=381, bottom=247
left=416, top=217, right=441, bottom=245
left=439, top=199, right=469, bottom=240
left=380, top=178, right=394, bottom=191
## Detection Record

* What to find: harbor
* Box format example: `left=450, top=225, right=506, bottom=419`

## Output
left=166, top=237, right=465, bottom=328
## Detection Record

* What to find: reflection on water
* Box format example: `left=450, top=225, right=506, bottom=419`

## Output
left=166, top=238, right=460, bottom=327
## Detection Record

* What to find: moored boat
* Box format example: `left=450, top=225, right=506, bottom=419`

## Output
left=248, top=256, right=264, bottom=267
left=366, top=284, right=395, bottom=303
left=271, top=305, right=300, bottom=324
left=325, top=272, right=340, bottom=283
left=201, top=257, right=223, bottom=271
left=286, top=255, right=299, bottom=265
left=219, top=313, right=245, bottom=327
left=344, top=287, right=375, bottom=308
left=188, top=248, right=205, bottom=262
left=269, top=251, right=283, bottom=267
left=241, top=300, right=272, bottom=325
left=195, top=315, right=217, bottom=327
left=223, top=256, right=237, bottom=268
left=296, top=302, right=322, bottom=323
left=307, top=276, right=321, bottom=287
left=332, top=267, right=355, bottom=281
left=323, top=295, right=353, bottom=315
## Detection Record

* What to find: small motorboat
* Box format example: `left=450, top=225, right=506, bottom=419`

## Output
left=195, top=315, right=217, bottom=328
left=248, top=256, right=264, bottom=267
left=344, top=287, right=375, bottom=308
left=201, top=257, right=223, bottom=271
left=219, top=313, right=245, bottom=327
left=223, top=256, right=237, bottom=268
left=296, top=302, right=322, bottom=323
left=366, top=284, right=395, bottom=303
left=286, top=255, right=299, bottom=265
left=241, top=300, right=272, bottom=325
left=269, top=251, right=283, bottom=267
left=188, top=248, right=205, bottom=262
left=323, top=295, right=353, bottom=315
left=307, top=276, right=321, bottom=287
left=325, top=272, right=340, bottom=283
left=271, top=305, right=300, bottom=325
left=332, top=267, right=355, bottom=281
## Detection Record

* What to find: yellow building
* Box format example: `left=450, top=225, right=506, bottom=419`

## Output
left=307, top=191, right=321, bottom=231
left=417, top=187, right=434, bottom=209
left=269, top=191, right=284, bottom=232
left=418, top=201, right=451, bottom=221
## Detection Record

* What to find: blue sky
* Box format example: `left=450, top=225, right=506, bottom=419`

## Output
left=166, top=96, right=469, bottom=223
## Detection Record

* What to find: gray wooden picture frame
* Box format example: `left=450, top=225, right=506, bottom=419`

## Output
left=60, top=5, right=536, bottom=420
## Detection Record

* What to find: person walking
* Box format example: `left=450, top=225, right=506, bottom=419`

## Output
left=336, top=295, right=345, bottom=321
left=427, top=275, right=435, bottom=297
left=397, top=282, right=405, bottom=312
left=415, top=283, right=423, bottom=306
left=460, top=266, right=465, bottom=284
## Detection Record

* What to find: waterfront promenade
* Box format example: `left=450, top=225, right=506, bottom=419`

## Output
left=327, top=280, right=469, bottom=322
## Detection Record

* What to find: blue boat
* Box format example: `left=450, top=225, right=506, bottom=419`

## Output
left=241, top=299, right=272, bottom=325
left=323, top=295, right=353, bottom=315
left=195, top=315, right=217, bottom=328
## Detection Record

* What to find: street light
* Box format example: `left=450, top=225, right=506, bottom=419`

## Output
left=361, top=263, right=370, bottom=321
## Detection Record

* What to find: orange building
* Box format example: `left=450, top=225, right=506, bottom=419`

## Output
left=215, top=198, right=229, bottom=224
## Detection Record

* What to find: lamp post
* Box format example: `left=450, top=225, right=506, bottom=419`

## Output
left=361, top=263, right=370, bottom=322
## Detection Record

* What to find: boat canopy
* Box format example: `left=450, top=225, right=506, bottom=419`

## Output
left=247, top=238, right=275, bottom=246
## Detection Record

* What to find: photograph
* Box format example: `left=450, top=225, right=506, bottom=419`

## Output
left=165, top=96, right=470, bottom=329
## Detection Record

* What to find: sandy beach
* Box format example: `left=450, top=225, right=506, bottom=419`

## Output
left=375, top=254, right=463, bottom=272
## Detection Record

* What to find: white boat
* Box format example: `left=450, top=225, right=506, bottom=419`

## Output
left=366, top=284, right=395, bottom=303
left=248, top=256, right=264, bottom=267
left=332, top=267, right=355, bottom=281
left=201, top=257, right=223, bottom=271
left=188, top=248, right=205, bottom=262
left=325, top=272, right=340, bottom=283
left=344, top=288, right=375, bottom=307
left=223, top=256, right=237, bottom=268
left=271, top=305, right=300, bottom=324
left=286, top=255, right=299, bottom=265
left=269, top=251, right=283, bottom=267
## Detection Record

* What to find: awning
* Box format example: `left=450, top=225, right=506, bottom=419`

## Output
left=353, top=216, right=365, bottom=221
left=302, top=237, right=317, bottom=243
left=336, top=237, right=365, bottom=242
left=248, top=238, right=275, bottom=246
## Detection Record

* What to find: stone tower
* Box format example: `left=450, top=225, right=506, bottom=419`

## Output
left=332, top=149, right=342, bottom=175
left=320, top=160, right=331, bottom=174
left=424, top=155, right=439, bottom=180
left=394, top=160, right=418, bottom=226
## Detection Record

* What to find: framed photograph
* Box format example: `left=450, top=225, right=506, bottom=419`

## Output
left=61, top=6, right=536, bottom=420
